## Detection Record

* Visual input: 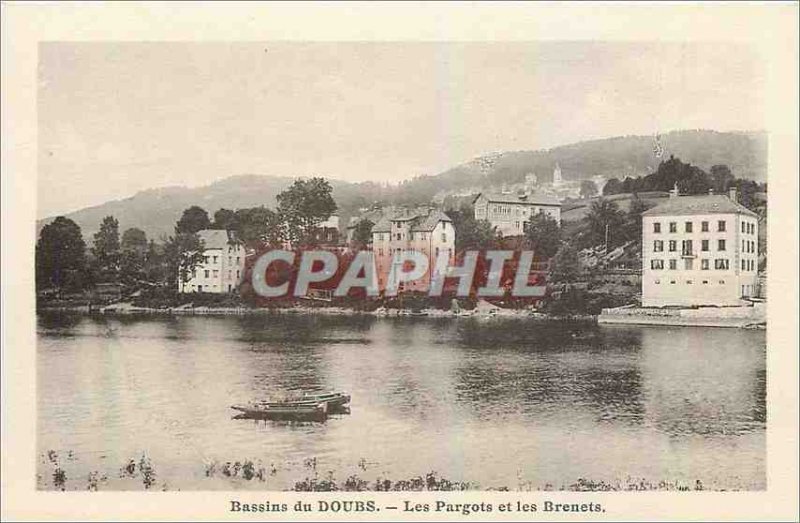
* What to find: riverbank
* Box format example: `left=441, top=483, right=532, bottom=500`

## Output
left=37, top=300, right=596, bottom=322
left=598, top=302, right=766, bottom=329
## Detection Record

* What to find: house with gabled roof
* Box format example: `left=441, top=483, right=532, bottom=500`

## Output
left=473, top=190, right=561, bottom=237
left=179, top=229, right=246, bottom=294
left=370, top=208, right=455, bottom=293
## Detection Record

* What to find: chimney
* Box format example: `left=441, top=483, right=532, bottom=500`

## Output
left=729, top=187, right=738, bottom=202
left=670, top=182, right=679, bottom=199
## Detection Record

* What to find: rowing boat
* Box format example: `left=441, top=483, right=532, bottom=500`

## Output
left=255, top=391, right=351, bottom=409
left=230, top=402, right=328, bottom=421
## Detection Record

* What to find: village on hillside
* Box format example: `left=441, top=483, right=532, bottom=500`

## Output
left=35, top=154, right=768, bottom=326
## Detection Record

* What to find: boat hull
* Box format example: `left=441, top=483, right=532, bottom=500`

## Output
left=231, top=403, right=327, bottom=421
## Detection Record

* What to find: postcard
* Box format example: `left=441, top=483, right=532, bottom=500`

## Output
left=2, top=2, right=798, bottom=521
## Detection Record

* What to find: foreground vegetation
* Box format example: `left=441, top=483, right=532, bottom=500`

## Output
left=40, top=450, right=723, bottom=492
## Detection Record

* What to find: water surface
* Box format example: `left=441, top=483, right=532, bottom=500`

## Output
left=37, top=313, right=766, bottom=490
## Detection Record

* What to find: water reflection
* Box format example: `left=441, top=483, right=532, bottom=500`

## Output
left=37, top=313, right=765, bottom=490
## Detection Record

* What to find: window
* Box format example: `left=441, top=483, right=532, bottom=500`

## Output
left=669, top=222, right=677, bottom=233
left=441, top=233, right=447, bottom=242
left=702, top=280, right=709, bottom=284
left=741, top=222, right=746, bottom=233
left=651, top=259, right=664, bottom=270
left=669, top=259, right=677, bottom=270
left=701, top=239, right=709, bottom=251
left=701, top=259, right=709, bottom=270
left=204, top=256, right=209, bottom=263
left=204, top=270, right=210, bottom=278
left=742, top=239, right=746, bottom=252
left=228, top=256, right=232, bottom=264
left=213, top=270, right=219, bottom=277
left=228, top=270, right=232, bottom=279
left=718, top=220, right=726, bottom=232
left=654, top=279, right=661, bottom=284
left=718, top=239, right=726, bottom=251
left=653, top=222, right=661, bottom=233
left=236, top=257, right=240, bottom=264
left=213, top=256, right=218, bottom=263
left=668, top=240, right=677, bottom=252
left=670, top=280, right=676, bottom=284
left=236, top=270, right=240, bottom=278
left=681, top=240, right=693, bottom=256
left=684, top=259, right=693, bottom=270
left=719, top=280, right=726, bottom=285
left=686, top=280, right=693, bottom=284
left=653, top=240, right=664, bottom=252
left=685, top=221, right=693, bottom=233
left=701, top=221, right=709, bottom=232
left=742, top=260, right=746, bottom=270
left=395, top=233, right=401, bottom=241
left=715, top=259, right=729, bottom=270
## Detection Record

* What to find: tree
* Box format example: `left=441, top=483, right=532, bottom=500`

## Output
left=120, top=228, right=148, bottom=284
left=175, top=206, right=211, bottom=234
left=143, top=240, right=167, bottom=284
left=579, top=180, right=598, bottom=199
left=603, top=178, right=622, bottom=196
left=549, top=244, right=581, bottom=284
left=524, top=213, right=561, bottom=260
left=448, top=205, right=497, bottom=251
left=351, top=218, right=375, bottom=247
left=36, top=217, right=87, bottom=293
left=623, top=195, right=652, bottom=242
left=121, top=227, right=148, bottom=253
left=91, top=216, right=121, bottom=283
left=586, top=198, right=625, bottom=249
left=709, top=164, right=734, bottom=193
left=236, top=206, right=284, bottom=247
left=276, top=177, right=337, bottom=246
left=164, top=233, right=205, bottom=291
left=212, top=208, right=237, bottom=230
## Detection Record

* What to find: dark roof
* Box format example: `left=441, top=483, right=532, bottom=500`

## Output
left=197, top=229, right=239, bottom=249
left=370, top=209, right=451, bottom=234
left=641, top=195, right=757, bottom=217
left=411, top=211, right=452, bottom=232
left=474, top=192, right=561, bottom=207
left=371, top=217, right=391, bottom=233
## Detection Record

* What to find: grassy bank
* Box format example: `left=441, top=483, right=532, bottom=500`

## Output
left=39, top=450, right=728, bottom=492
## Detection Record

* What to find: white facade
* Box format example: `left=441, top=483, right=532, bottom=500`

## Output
left=371, top=210, right=455, bottom=293
left=180, top=230, right=247, bottom=294
left=473, top=192, right=561, bottom=237
left=641, top=192, right=759, bottom=307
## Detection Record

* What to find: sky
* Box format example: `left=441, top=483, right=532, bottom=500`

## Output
left=37, top=42, right=765, bottom=218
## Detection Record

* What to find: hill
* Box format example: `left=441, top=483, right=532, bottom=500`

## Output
left=38, top=129, right=767, bottom=240
left=399, top=129, right=766, bottom=204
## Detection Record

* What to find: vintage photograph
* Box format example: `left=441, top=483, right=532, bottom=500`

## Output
left=34, top=41, right=769, bottom=494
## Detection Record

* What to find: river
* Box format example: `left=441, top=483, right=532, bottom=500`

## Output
left=36, top=313, right=766, bottom=491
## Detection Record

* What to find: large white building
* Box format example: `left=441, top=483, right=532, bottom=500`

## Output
left=473, top=191, right=561, bottom=237
left=641, top=187, right=759, bottom=307
left=180, top=229, right=247, bottom=293
left=371, top=209, right=455, bottom=293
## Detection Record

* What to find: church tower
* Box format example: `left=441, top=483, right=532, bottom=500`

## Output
left=553, top=163, right=562, bottom=187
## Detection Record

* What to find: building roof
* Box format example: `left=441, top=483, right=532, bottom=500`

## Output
left=370, top=209, right=451, bottom=234
left=371, top=216, right=392, bottom=233
left=474, top=191, right=561, bottom=207
left=411, top=210, right=452, bottom=232
left=641, top=194, right=757, bottom=218
left=197, top=229, right=238, bottom=249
